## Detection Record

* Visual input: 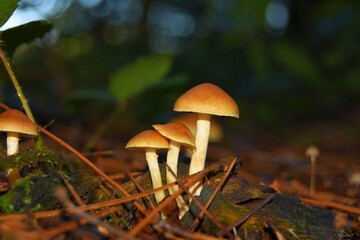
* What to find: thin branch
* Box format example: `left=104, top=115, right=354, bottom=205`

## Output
left=216, top=193, right=274, bottom=237
left=190, top=156, right=237, bottom=231
left=125, top=168, right=155, bottom=210
left=155, top=220, right=223, bottom=240
left=128, top=162, right=230, bottom=237
left=300, top=197, right=360, bottom=215
left=0, top=48, right=34, bottom=122
left=38, top=126, right=147, bottom=216
left=59, top=172, right=84, bottom=207
left=165, top=161, right=226, bottom=232
left=53, top=187, right=132, bottom=239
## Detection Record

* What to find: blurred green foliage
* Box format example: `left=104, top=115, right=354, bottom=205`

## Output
left=0, top=0, right=359, bottom=137
left=109, top=54, right=173, bottom=101
left=1, top=21, right=53, bottom=57
left=0, top=0, right=18, bottom=27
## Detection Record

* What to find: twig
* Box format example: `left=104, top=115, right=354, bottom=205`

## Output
left=0, top=48, right=34, bottom=122
left=0, top=49, right=44, bottom=149
left=300, top=197, right=360, bottom=215
left=334, top=212, right=360, bottom=232
left=155, top=220, right=224, bottom=240
left=38, top=126, right=147, bottom=216
left=58, top=172, right=84, bottom=207
left=128, top=162, right=231, bottom=237
left=189, top=156, right=237, bottom=231
left=39, top=206, right=126, bottom=239
left=125, top=168, right=155, bottom=210
left=53, top=186, right=131, bottom=239
left=216, top=193, right=274, bottom=237
left=165, top=162, right=226, bottom=232
left=0, top=102, right=10, bottom=111
left=264, top=218, right=287, bottom=240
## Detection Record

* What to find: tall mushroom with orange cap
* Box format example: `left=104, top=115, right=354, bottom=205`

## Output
left=0, top=109, right=38, bottom=156
left=125, top=130, right=169, bottom=204
left=174, top=83, right=239, bottom=197
left=153, top=122, right=196, bottom=218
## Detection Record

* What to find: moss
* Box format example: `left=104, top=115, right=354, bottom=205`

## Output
left=0, top=149, right=116, bottom=214
left=0, top=148, right=67, bottom=175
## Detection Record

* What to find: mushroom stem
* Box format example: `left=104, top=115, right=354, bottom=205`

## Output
left=7, top=132, right=20, bottom=156
left=145, top=149, right=166, bottom=204
left=166, top=141, right=189, bottom=218
left=310, top=156, right=316, bottom=196
left=305, top=145, right=319, bottom=197
left=189, top=113, right=211, bottom=197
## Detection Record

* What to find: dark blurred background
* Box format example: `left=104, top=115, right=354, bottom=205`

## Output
left=0, top=0, right=359, bottom=153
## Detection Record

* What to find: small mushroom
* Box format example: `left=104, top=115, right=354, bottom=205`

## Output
left=125, top=130, right=169, bottom=204
left=174, top=83, right=239, bottom=197
left=305, top=145, right=320, bottom=196
left=0, top=109, right=38, bottom=156
left=153, top=122, right=196, bottom=218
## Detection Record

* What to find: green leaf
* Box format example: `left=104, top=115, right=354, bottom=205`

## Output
left=0, top=20, right=53, bottom=57
left=108, top=54, right=173, bottom=101
left=0, top=0, right=18, bottom=28
left=273, top=43, right=321, bottom=84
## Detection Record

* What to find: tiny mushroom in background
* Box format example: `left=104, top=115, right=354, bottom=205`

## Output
left=0, top=109, right=38, bottom=156
left=174, top=83, right=239, bottom=197
left=153, top=122, right=196, bottom=218
left=305, top=145, right=320, bottom=196
left=125, top=130, right=169, bottom=205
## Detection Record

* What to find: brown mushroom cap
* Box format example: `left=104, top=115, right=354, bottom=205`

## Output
left=125, top=130, right=169, bottom=150
left=153, top=122, right=196, bottom=149
left=0, top=109, right=38, bottom=136
left=174, top=83, right=239, bottom=118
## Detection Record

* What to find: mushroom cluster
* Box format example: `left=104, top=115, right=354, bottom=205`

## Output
left=125, top=82, right=239, bottom=218
left=174, top=83, right=239, bottom=197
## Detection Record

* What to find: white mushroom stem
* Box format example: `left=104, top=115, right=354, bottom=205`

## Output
left=145, top=148, right=166, bottom=204
left=310, top=156, right=316, bottom=196
left=189, top=113, right=211, bottom=197
left=166, top=141, right=189, bottom=218
left=7, top=132, right=20, bottom=156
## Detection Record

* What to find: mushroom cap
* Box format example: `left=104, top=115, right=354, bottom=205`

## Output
left=174, top=83, right=239, bottom=118
left=125, top=130, right=169, bottom=150
left=305, top=145, right=320, bottom=157
left=170, top=113, right=224, bottom=142
left=153, top=122, right=196, bottom=150
left=0, top=109, right=38, bottom=136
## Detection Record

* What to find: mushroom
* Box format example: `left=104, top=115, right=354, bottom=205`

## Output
left=305, top=145, right=319, bottom=196
left=171, top=113, right=224, bottom=142
left=174, top=83, right=239, bottom=197
left=153, top=122, right=196, bottom=218
left=125, top=130, right=169, bottom=204
left=170, top=113, right=224, bottom=158
left=0, top=109, right=38, bottom=156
